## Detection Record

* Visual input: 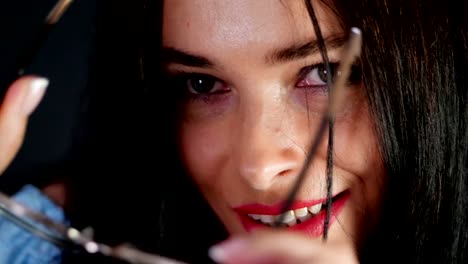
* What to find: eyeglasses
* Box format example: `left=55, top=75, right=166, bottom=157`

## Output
left=273, top=24, right=362, bottom=237
left=0, top=0, right=186, bottom=263
left=0, top=191, right=188, bottom=264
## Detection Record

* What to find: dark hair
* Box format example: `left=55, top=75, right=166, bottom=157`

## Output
left=143, top=0, right=467, bottom=263
left=313, top=0, right=467, bottom=263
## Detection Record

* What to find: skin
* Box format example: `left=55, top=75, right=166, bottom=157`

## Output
left=163, top=0, right=385, bottom=261
left=0, top=77, right=66, bottom=208
left=0, top=77, right=38, bottom=173
left=209, top=229, right=360, bottom=264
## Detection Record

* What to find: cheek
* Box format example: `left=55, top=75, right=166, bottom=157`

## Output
left=334, top=103, right=383, bottom=179
left=179, top=123, right=229, bottom=187
left=325, top=103, right=385, bottom=243
left=333, top=103, right=385, bottom=223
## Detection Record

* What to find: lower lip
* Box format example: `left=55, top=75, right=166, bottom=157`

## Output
left=236, top=191, right=350, bottom=237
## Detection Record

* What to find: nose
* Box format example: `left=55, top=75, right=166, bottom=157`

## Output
left=235, top=91, right=303, bottom=191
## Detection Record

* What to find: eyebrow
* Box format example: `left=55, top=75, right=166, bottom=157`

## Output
left=267, top=35, right=346, bottom=64
left=162, top=47, right=215, bottom=68
left=162, top=35, right=346, bottom=68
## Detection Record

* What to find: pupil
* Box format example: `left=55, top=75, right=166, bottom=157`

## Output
left=190, top=77, right=215, bottom=94
left=318, top=64, right=337, bottom=83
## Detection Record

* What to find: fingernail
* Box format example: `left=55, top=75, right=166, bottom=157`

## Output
left=23, top=78, right=48, bottom=115
left=208, top=237, right=248, bottom=263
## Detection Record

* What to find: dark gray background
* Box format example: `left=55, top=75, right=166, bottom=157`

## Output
left=0, top=0, right=96, bottom=191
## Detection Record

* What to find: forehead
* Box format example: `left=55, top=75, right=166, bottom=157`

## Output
left=163, top=0, right=340, bottom=56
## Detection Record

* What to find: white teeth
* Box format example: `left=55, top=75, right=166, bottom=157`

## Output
left=248, top=214, right=261, bottom=220
left=308, top=204, right=322, bottom=214
left=298, top=213, right=312, bottom=223
left=259, top=215, right=275, bottom=225
left=294, top=208, right=308, bottom=218
left=247, top=204, right=325, bottom=226
left=278, top=210, right=296, bottom=226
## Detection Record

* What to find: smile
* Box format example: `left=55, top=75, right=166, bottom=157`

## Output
left=233, top=190, right=350, bottom=236
left=247, top=201, right=325, bottom=226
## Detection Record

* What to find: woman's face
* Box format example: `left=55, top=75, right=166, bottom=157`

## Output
left=163, top=0, right=385, bottom=248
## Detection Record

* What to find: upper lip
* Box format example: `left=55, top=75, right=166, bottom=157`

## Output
left=232, top=195, right=337, bottom=215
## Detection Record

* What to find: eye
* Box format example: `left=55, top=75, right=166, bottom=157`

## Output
left=186, top=74, right=228, bottom=95
left=296, top=63, right=338, bottom=89
left=296, top=63, right=362, bottom=89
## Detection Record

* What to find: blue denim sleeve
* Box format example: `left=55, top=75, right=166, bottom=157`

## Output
left=0, top=185, right=67, bottom=264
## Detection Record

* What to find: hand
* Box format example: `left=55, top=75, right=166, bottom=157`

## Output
left=209, top=229, right=358, bottom=264
left=0, top=76, right=48, bottom=175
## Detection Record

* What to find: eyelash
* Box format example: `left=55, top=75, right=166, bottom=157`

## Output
left=169, top=72, right=229, bottom=102
left=168, top=62, right=361, bottom=101
left=295, top=62, right=337, bottom=91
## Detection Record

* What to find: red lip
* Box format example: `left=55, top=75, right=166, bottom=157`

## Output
left=233, top=191, right=350, bottom=237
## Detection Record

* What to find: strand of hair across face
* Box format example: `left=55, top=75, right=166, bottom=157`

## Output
left=273, top=0, right=336, bottom=233
left=304, top=0, right=335, bottom=241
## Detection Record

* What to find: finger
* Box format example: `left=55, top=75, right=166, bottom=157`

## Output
left=209, top=230, right=357, bottom=264
left=210, top=231, right=319, bottom=264
left=0, top=76, right=48, bottom=175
